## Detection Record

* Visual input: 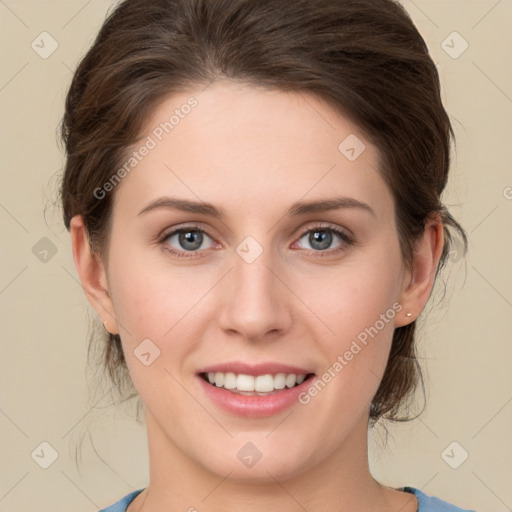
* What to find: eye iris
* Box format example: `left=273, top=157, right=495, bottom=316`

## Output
left=310, top=230, right=332, bottom=250
left=179, top=230, right=202, bottom=251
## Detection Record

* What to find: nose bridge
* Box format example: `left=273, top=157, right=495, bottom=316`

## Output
left=218, top=237, right=291, bottom=339
left=235, top=245, right=276, bottom=298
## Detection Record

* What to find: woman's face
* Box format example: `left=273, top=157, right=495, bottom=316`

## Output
left=82, top=80, right=417, bottom=481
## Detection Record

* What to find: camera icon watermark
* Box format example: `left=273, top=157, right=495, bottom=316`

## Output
left=441, top=31, right=468, bottom=59
left=338, top=134, right=366, bottom=162
left=448, top=237, right=466, bottom=264
left=236, top=236, right=263, bottom=264
left=236, top=442, right=263, bottom=468
left=441, top=441, right=468, bottom=469
left=31, top=31, right=59, bottom=59
left=134, top=338, right=161, bottom=366
left=32, top=237, right=58, bottom=263
left=31, top=441, right=59, bottom=469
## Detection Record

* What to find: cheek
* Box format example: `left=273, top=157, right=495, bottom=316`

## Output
left=301, top=248, right=401, bottom=393
left=108, top=242, right=200, bottom=333
left=107, top=248, right=217, bottom=374
left=302, top=252, right=401, bottom=340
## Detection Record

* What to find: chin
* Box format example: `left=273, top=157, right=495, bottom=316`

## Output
left=196, top=443, right=315, bottom=484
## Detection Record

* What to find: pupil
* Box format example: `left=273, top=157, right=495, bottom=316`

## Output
left=180, top=230, right=202, bottom=250
left=310, top=230, right=331, bottom=250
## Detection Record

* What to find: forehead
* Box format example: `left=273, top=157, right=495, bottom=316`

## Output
left=112, top=80, right=392, bottom=220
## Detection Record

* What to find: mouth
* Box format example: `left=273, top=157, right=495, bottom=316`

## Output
left=198, top=371, right=316, bottom=396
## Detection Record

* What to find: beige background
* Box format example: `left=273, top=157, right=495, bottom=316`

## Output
left=1, top=1, right=511, bottom=511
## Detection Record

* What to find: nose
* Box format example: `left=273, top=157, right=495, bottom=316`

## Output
left=217, top=245, right=293, bottom=342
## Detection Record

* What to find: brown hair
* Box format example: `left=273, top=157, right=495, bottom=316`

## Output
left=59, top=0, right=468, bottom=426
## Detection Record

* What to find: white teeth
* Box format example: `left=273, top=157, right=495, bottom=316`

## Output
left=236, top=374, right=255, bottom=391
left=203, top=372, right=309, bottom=393
left=255, top=374, right=274, bottom=392
left=223, top=372, right=237, bottom=389
left=274, top=373, right=286, bottom=389
left=285, top=374, right=297, bottom=388
left=214, top=372, right=224, bottom=387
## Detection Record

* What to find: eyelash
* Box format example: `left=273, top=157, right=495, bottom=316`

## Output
left=158, top=223, right=355, bottom=259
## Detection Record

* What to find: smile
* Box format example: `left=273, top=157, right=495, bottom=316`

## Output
left=196, top=370, right=317, bottom=417
left=200, top=371, right=315, bottom=395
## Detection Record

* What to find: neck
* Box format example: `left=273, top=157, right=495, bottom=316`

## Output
left=128, top=411, right=415, bottom=512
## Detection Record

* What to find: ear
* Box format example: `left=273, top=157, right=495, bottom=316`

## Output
left=395, top=213, right=445, bottom=327
left=69, top=215, right=119, bottom=335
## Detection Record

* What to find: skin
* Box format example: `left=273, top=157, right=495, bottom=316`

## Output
left=70, top=80, right=443, bottom=512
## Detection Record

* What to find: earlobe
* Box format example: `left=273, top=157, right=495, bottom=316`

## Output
left=396, top=214, right=445, bottom=327
left=69, top=215, right=120, bottom=335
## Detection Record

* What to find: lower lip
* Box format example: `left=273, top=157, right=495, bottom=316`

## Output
left=196, top=374, right=316, bottom=418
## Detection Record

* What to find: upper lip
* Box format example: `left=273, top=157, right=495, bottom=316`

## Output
left=196, top=361, right=315, bottom=376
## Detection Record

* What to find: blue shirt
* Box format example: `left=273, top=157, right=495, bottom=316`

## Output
left=99, top=486, right=478, bottom=511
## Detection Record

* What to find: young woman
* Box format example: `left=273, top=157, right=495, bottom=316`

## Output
left=60, top=0, right=476, bottom=510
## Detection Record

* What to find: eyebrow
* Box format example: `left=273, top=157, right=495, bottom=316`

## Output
left=137, top=195, right=376, bottom=218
